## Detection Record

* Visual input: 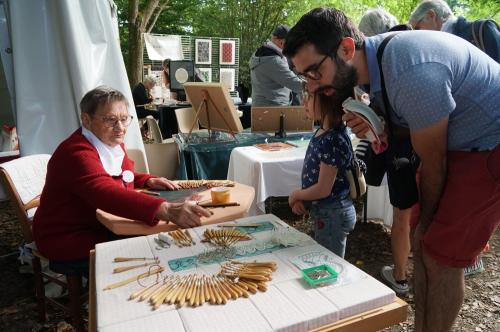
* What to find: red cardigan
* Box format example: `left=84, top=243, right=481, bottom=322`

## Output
left=33, top=128, right=165, bottom=261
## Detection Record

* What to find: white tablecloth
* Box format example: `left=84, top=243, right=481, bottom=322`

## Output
left=95, top=214, right=395, bottom=332
left=227, top=146, right=308, bottom=214
left=227, top=146, right=393, bottom=225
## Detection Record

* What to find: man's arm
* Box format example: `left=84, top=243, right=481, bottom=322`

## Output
left=410, top=116, right=449, bottom=230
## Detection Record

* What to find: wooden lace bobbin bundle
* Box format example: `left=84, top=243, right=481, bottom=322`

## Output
left=169, top=229, right=195, bottom=247
left=126, top=260, right=276, bottom=309
left=202, top=228, right=251, bottom=247
left=174, top=179, right=235, bottom=189
left=219, top=261, right=277, bottom=285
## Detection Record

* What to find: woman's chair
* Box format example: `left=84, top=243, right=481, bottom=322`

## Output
left=143, top=116, right=179, bottom=179
left=0, top=155, right=86, bottom=331
left=125, top=148, right=149, bottom=174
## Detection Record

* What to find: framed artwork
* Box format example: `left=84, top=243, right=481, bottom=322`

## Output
left=219, top=68, right=235, bottom=92
left=219, top=40, right=235, bottom=65
left=198, top=68, right=212, bottom=82
left=195, top=39, right=212, bottom=64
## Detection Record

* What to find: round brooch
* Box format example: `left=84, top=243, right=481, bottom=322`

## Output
left=122, top=170, right=134, bottom=183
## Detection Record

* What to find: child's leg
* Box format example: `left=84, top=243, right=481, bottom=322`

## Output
left=329, top=204, right=356, bottom=258
left=311, top=202, right=356, bottom=258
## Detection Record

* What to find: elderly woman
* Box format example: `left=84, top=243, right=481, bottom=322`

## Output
left=132, top=75, right=158, bottom=119
left=359, top=8, right=399, bottom=37
left=33, top=86, right=210, bottom=271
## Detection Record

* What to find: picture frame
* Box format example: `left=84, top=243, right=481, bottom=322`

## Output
left=219, top=40, right=235, bottom=65
left=195, top=39, right=212, bottom=65
left=219, top=68, right=235, bottom=92
left=198, top=68, right=212, bottom=82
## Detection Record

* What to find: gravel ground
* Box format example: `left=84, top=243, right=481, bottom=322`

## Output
left=0, top=198, right=498, bottom=331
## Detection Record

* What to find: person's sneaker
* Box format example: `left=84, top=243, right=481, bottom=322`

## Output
left=380, top=266, right=409, bottom=294
left=464, top=257, right=485, bottom=277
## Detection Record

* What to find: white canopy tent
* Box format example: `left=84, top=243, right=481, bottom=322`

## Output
left=3, top=0, right=144, bottom=156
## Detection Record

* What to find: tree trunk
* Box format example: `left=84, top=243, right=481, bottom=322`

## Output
left=127, top=23, right=144, bottom=88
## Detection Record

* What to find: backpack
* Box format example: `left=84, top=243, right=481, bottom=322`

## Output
left=454, top=17, right=500, bottom=63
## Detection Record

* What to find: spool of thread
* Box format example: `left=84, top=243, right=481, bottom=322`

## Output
left=211, top=187, right=231, bottom=204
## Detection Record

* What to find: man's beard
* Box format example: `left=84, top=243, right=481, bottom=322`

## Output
left=315, top=57, right=358, bottom=104
left=313, top=58, right=358, bottom=126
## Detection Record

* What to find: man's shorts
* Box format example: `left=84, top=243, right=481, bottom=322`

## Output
left=357, top=137, right=420, bottom=210
left=421, top=145, right=500, bottom=268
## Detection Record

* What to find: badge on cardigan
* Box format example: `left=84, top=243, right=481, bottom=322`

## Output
left=122, top=170, right=134, bottom=184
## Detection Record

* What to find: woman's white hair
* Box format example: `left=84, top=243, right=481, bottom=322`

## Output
left=359, top=8, right=399, bottom=37
left=143, top=75, right=156, bottom=85
left=409, top=0, right=454, bottom=26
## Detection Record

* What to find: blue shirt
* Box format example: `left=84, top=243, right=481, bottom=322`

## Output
left=301, top=127, right=352, bottom=203
left=363, top=30, right=500, bottom=151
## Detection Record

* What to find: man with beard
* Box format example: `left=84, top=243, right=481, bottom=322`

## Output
left=283, top=7, right=500, bottom=332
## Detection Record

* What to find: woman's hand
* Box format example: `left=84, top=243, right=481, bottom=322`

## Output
left=146, top=177, right=179, bottom=190
left=156, top=201, right=211, bottom=228
left=291, top=201, right=307, bottom=215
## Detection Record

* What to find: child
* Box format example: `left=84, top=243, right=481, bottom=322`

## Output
left=288, top=87, right=356, bottom=258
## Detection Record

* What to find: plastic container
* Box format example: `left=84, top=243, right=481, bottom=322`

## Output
left=211, top=187, right=231, bottom=204
left=301, top=264, right=338, bottom=287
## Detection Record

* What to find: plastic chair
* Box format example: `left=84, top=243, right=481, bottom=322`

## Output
left=0, top=155, right=86, bottom=331
left=175, top=107, right=200, bottom=133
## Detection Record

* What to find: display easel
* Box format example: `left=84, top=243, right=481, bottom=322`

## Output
left=187, top=89, right=236, bottom=141
left=183, top=82, right=244, bottom=143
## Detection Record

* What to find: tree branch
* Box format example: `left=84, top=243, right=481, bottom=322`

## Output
left=128, top=0, right=139, bottom=24
left=147, top=3, right=169, bottom=33
left=141, top=0, right=161, bottom=30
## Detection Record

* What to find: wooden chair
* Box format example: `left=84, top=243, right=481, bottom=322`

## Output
left=0, top=155, right=86, bottom=331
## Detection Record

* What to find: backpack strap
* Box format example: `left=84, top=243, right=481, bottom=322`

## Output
left=375, top=34, right=398, bottom=135
left=472, top=19, right=500, bottom=52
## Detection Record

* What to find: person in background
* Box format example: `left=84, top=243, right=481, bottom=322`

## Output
left=284, top=7, right=499, bottom=331
left=132, top=75, right=158, bottom=119
left=358, top=8, right=418, bottom=295
left=359, top=8, right=399, bottom=37
left=409, top=0, right=499, bottom=62
left=162, top=58, right=171, bottom=88
left=161, top=58, right=178, bottom=100
left=288, top=87, right=356, bottom=258
left=33, top=86, right=211, bottom=276
left=250, top=24, right=304, bottom=106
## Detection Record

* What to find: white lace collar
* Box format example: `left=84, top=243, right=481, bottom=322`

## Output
left=81, top=126, right=125, bottom=176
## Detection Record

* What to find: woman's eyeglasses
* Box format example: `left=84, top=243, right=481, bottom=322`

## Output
left=101, top=115, right=134, bottom=128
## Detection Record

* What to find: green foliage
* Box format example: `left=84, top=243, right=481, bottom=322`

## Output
left=115, top=0, right=500, bottom=87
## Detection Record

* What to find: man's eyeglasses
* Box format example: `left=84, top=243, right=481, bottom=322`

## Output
left=100, top=115, right=134, bottom=128
left=296, top=54, right=330, bottom=81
